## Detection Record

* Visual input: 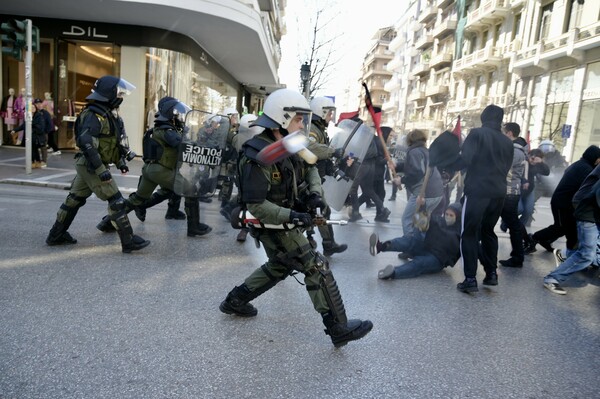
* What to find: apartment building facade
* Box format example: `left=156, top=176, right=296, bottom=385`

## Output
left=383, top=0, right=600, bottom=162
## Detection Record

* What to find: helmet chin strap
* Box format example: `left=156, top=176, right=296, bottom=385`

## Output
left=279, top=127, right=290, bottom=137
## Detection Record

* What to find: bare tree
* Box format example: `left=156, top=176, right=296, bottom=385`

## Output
left=294, top=3, right=343, bottom=98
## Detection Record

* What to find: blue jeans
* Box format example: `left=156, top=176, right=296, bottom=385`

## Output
left=519, top=190, right=535, bottom=227
left=545, top=221, right=598, bottom=284
left=384, top=235, right=444, bottom=279
left=401, top=193, right=443, bottom=236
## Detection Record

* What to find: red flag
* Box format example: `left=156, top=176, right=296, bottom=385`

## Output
left=362, top=82, right=382, bottom=128
left=337, top=110, right=359, bottom=123
left=452, top=115, right=461, bottom=144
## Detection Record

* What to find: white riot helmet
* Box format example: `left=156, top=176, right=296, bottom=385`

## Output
left=310, top=96, right=336, bottom=120
left=253, top=89, right=312, bottom=135
left=240, top=114, right=264, bottom=135
left=539, top=139, right=556, bottom=153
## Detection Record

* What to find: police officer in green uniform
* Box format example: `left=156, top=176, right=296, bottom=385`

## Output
left=218, top=108, right=239, bottom=220
left=307, top=96, right=347, bottom=256
left=96, top=96, right=211, bottom=237
left=46, top=75, right=150, bottom=253
left=219, top=89, right=373, bottom=347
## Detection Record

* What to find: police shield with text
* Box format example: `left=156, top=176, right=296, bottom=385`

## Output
left=219, top=88, right=373, bottom=347
left=46, top=75, right=150, bottom=253
left=95, top=96, right=213, bottom=237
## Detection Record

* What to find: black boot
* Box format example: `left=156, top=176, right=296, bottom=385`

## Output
left=374, top=207, right=391, bottom=222
left=46, top=204, right=79, bottom=246
left=46, top=221, right=78, bottom=246
left=165, top=195, right=185, bottom=220
left=185, top=198, right=212, bottom=237
left=219, top=284, right=258, bottom=317
left=112, top=212, right=150, bottom=253
left=130, top=192, right=170, bottom=222
left=323, top=242, right=348, bottom=257
left=219, top=200, right=234, bottom=221
left=322, top=312, right=373, bottom=348
left=236, top=229, right=248, bottom=242
left=96, top=215, right=116, bottom=232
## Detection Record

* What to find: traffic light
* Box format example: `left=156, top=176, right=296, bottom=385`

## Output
left=1, top=19, right=40, bottom=61
left=1, top=19, right=26, bottom=61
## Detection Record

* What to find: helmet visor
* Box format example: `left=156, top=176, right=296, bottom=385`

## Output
left=172, top=101, right=192, bottom=120
left=116, top=78, right=136, bottom=97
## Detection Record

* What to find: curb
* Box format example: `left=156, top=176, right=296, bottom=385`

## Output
left=0, top=178, right=135, bottom=194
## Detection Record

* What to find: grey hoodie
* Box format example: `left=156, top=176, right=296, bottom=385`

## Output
left=506, top=137, right=528, bottom=195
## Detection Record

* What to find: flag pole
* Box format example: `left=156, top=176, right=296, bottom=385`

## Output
left=361, top=82, right=397, bottom=180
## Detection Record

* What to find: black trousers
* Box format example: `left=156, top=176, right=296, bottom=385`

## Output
left=461, top=195, right=505, bottom=278
left=532, top=203, right=578, bottom=250
left=500, top=194, right=524, bottom=263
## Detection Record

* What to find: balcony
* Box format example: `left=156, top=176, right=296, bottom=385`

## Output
left=447, top=96, right=490, bottom=113
left=418, top=5, right=438, bottom=24
left=453, top=45, right=502, bottom=74
left=497, top=39, right=521, bottom=59
left=437, top=0, right=454, bottom=8
left=465, top=0, right=510, bottom=31
left=489, top=93, right=510, bottom=108
left=389, top=34, right=406, bottom=52
left=382, top=99, right=399, bottom=112
left=511, top=22, right=600, bottom=74
left=363, top=67, right=393, bottom=80
left=411, top=62, right=430, bottom=78
left=509, top=0, right=526, bottom=8
left=415, top=33, right=434, bottom=50
left=432, top=16, right=457, bottom=39
left=430, top=52, right=453, bottom=69
left=408, top=89, right=426, bottom=102
left=384, top=75, right=401, bottom=92
left=386, top=57, right=403, bottom=72
left=426, top=84, right=449, bottom=98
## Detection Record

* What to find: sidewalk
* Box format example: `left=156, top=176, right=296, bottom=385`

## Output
left=0, top=145, right=142, bottom=193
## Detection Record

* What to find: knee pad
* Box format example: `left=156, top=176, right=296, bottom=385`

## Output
left=108, top=193, right=127, bottom=214
left=64, top=193, right=87, bottom=209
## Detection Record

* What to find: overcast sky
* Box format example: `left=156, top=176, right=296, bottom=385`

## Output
left=277, top=0, right=400, bottom=112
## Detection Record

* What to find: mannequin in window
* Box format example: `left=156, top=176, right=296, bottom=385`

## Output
left=13, top=88, right=26, bottom=144
left=1, top=88, right=17, bottom=143
left=43, top=92, right=60, bottom=154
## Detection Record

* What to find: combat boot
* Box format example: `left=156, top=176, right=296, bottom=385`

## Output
left=236, top=228, right=248, bottom=242
left=46, top=221, right=78, bottom=246
left=219, top=284, right=258, bottom=317
left=322, top=312, right=373, bottom=348
left=185, top=198, right=212, bottom=237
left=112, top=212, right=150, bottom=253
left=96, top=215, right=116, bottom=232
left=323, top=242, right=348, bottom=257
left=165, top=195, right=186, bottom=220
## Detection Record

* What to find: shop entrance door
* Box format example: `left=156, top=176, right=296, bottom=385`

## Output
left=55, top=40, right=120, bottom=148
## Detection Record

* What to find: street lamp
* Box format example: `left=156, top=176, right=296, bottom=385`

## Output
left=300, top=62, right=311, bottom=99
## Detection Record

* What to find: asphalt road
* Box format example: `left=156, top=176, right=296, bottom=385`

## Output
left=0, top=150, right=599, bottom=398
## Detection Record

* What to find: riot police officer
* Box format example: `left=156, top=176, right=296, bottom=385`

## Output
left=307, top=96, right=347, bottom=256
left=219, top=89, right=373, bottom=347
left=218, top=107, right=240, bottom=220
left=96, top=96, right=212, bottom=237
left=46, top=75, right=150, bottom=253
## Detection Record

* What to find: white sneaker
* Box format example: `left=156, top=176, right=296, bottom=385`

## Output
left=53, top=150, right=61, bottom=155
left=553, top=248, right=565, bottom=267
left=544, top=281, right=567, bottom=295
left=41, top=162, right=47, bottom=168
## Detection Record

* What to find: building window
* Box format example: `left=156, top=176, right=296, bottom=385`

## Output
left=566, top=0, right=583, bottom=32
left=537, top=2, right=554, bottom=41
left=512, top=13, right=522, bottom=41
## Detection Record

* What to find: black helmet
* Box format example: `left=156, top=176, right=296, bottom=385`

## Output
left=86, top=75, right=135, bottom=109
left=155, top=96, right=191, bottom=130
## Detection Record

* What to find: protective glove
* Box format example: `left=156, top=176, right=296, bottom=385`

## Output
left=119, top=164, right=129, bottom=174
left=332, top=148, right=344, bottom=159
left=98, top=170, right=112, bottom=182
left=307, top=192, right=326, bottom=211
left=289, top=210, right=313, bottom=227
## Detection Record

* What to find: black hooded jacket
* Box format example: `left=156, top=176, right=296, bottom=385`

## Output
left=424, top=211, right=462, bottom=267
left=551, top=145, right=600, bottom=208
left=460, top=105, right=514, bottom=198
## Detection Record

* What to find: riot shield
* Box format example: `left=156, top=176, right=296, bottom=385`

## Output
left=173, top=110, right=230, bottom=197
left=322, top=119, right=374, bottom=210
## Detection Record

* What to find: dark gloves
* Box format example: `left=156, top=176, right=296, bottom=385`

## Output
left=289, top=211, right=313, bottom=227
left=98, top=170, right=112, bottom=182
left=119, top=164, right=129, bottom=174
left=307, top=192, right=326, bottom=211
left=332, top=148, right=344, bottom=159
